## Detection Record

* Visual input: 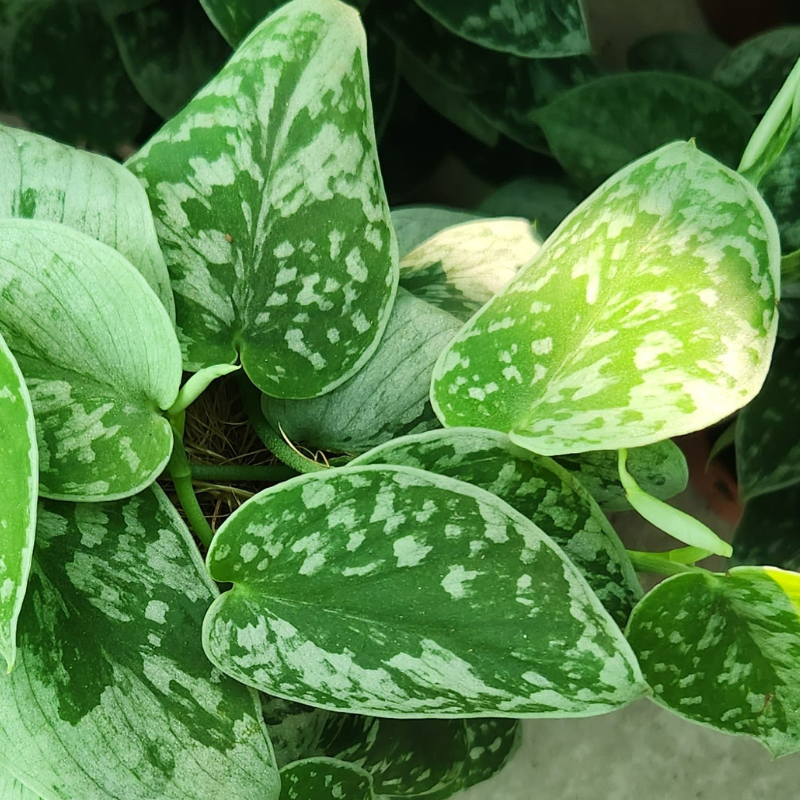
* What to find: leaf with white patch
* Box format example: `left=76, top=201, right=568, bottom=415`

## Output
left=203, top=464, right=646, bottom=716
left=352, top=428, right=641, bottom=626
left=412, top=0, right=589, bottom=58
left=452, top=718, right=521, bottom=795
left=0, top=123, right=174, bottom=317
left=399, top=218, right=539, bottom=321
left=627, top=31, right=730, bottom=79
left=0, top=767, right=43, bottom=800
left=261, top=695, right=333, bottom=767
left=0, top=486, right=280, bottom=800
left=392, top=206, right=484, bottom=260
left=0, top=332, right=36, bottom=671
left=0, top=218, right=181, bottom=500
left=280, top=758, right=374, bottom=800
left=262, top=290, right=461, bottom=453
left=431, top=142, right=780, bottom=456
left=552, top=441, right=688, bottom=512
left=626, top=566, right=800, bottom=758
left=737, top=337, right=800, bottom=502
left=128, top=0, right=397, bottom=398
left=534, top=73, right=754, bottom=189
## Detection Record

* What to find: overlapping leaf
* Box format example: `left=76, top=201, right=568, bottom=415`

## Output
left=262, top=290, right=461, bottom=453
left=431, top=142, right=780, bottom=456
left=352, top=428, right=642, bottom=625
left=280, top=758, right=374, bottom=800
left=626, top=566, right=800, bottom=757
left=534, top=73, right=754, bottom=189
left=128, top=0, right=397, bottom=398
left=0, top=487, right=279, bottom=800
left=0, top=219, right=181, bottom=500
left=203, top=464, right=646, bottom=717
left=0, top=332, right=36, bottom=671
left=392, top=206, right=483, bottom=259
left=412, top=0, right=589, bottom=58
left=0, top=124, right=174, bottom=317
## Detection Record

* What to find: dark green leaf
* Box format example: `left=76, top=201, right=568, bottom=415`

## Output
left=627, top=31, right=730, bottom=79
left=280, top=758, right=374, bottom=800
left=761, top=125, right=800, bottom=254
left=261, top=694, right=333, bottom=767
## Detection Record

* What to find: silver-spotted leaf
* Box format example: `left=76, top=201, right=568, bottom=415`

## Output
left=128, top=0, right=398, bottom=398
left=392, top=206, right=484, bottom=259
left=262, top=290, right=461, bottom=453
left=203, top=464, right=646, bottom=717
left=626, top=566, right=800, bottom=758
left=553, top=440, right=688, bottom=512
left=534, top=73, right=755, bottom=189
left=280, top=758, right=374, bottom=800
left=261, top=695, right=333, bottom=767
left=0, top=767, right=43, bottom=800
left=0, top=123, right=174, bottom=317
left=431, top=142, right=780, bottom=456
left=0, top=332, right=36, bottom=671
left=412, top=0, right=589, bottom=58
left=0, top=487, right=280, bottom=800
left=399, top=218, right=540, bottom=321
left=0, top=219, right=181, bottom=500
left=352, top=428, right=642, bottom=626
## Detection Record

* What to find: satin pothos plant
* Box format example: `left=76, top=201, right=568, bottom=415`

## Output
left=0, top=1, right=799, bottom=798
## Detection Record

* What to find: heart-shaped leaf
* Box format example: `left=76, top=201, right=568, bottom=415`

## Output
left=431, top=142, right=780, bottom=456
left=262, top=290, right=461, bottom=453
left=280, top=758, right=374, bottom=800
left=203, top=464, right=646, bottom=717
left=0, top=218, right=181, bottom=500
left=0, top=123, right=174, bottom=317
left=0, top=332, right=37, bottom=671
left=392, top=206, right=483, bottom=259
left=352, top=428, right=642, bottom=626
left=412, top=0, right=589, bottom=58
left=626, top=566, right=800, bottom=758
left=0, top=487, right=280, bottom=800
left=128, top=0, right=398, bottom=398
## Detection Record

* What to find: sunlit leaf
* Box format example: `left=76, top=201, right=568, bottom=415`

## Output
left=0, top=219, right=181, bottom=500
left=280, top=758, right=373, bottom=800
left=203, top=464, right=646, bottom=717
left=431, top=142, right=780, bottom=456
left=0, top=487, right=280, bottom=800
left=128, top=0, right=397, bottom=399
left=626, top=566, right=800, bottom=757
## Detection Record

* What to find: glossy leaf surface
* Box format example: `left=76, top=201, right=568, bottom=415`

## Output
left=128, top=0, right=397, bottom=398
left=0, top=487, right=279, bottom=800
left=204, top=465, right=646, bottom=717
left=431, top=142, right=780, bottom=456
left=0, top=219, right=181, bottom=500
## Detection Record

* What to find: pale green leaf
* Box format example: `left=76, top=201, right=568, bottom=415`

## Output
left=627, top=31, right=730, bottom=79
left=535, top=73, right=755, bottom=189
left=280, top=758, right=374, bottom=800
left=0, top=123, right=174, bottom=318
left=261, top=695, right=333, bottom=767
left=128, top=0, right=398, bottom=399
left=399, top=218, right=539, bottom=321
left=203, top=464, right=646, bottom=717
left=0, top=331, right=36, bottom=671
left=0, top=219, right=182, bottom=500
left=553, top=440, right=688, bottom=512
left=169, top=363, right=241, bottom=416
left=626, top=566, right=800, bottom=758
left=0, top=486, right=280, bottom=800
left=412, top=0, right=589, bottom=58
left=0, top=767, right=43, bottom=800
left=392, top=206, right=483, bottom=259
left=262, top=290, right=461, bottom=454
left=431, top=142, right=780, bottom=456
left=352, top=428, right=641, bottom=626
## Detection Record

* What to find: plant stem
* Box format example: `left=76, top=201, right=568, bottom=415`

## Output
left=167, top=413, right=214, bottom=548
left=188, top=463, right=298, bottom=482
left=626, top=549, right=707, bottom=577
left=237, top=374, right=329, bottom=474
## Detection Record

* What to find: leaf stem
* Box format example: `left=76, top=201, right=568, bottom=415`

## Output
left=626, top=549, right=707, bottom=577
left=188, top=463, right=298, bottom=482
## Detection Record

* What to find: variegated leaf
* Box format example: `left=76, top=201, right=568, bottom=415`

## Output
left=627, top=31, right=730, bottom=79
left=0, top=332, right=36, bottom=671
left=128, top=0, right=398, bottom=398
left=0, top=487, right=280, bottom=800
left=5, top=0, right=145, bottom=150
left=0, top=123, right=174, bottom=318
left=553, top=440, right=688, bottom=512
left=392, top=206, right=483, bottom=259
left=352, top=428, right=642, bottom=626
left=399, top=218, right=539, bottom=321
left=0, top=219, right=181, bottom=500
left=412, top=0, right=589, bottom=58
left=453, top=718, right=521, bottom=795
left=626, top=566, right=800, bottom=758
left=534, top=73, right=755, bottom=189
left=261, top=695, right=333, bottom=767
left=280, top=758, right=374, bottom=800
left=431, top=142, right=780, bottom=456
left=736, top=337, right=800, bottom=502
left=262, top=290, right=461, bottom=453
left=761, top=125, right=800, bottom=254
left=203, top=464, right=646, bottom=716
left=0, top=767, right=43, bottom=800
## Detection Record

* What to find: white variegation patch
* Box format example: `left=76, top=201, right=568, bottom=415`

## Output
left=280, top=757, right=373, bottom=800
